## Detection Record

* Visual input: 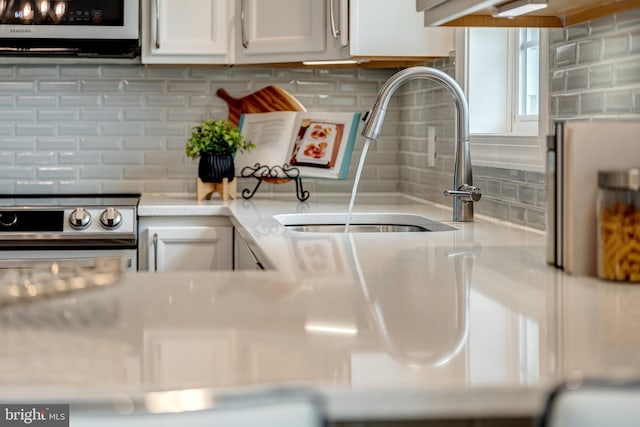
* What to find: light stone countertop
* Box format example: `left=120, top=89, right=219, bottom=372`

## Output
left=2, top=193, right=639, bottom=422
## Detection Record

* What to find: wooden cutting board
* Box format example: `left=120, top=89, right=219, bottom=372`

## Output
left=216, top=85, right=306, bottom=127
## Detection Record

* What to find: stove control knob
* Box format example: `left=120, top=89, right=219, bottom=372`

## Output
left=69, top=207, right=91, bottom=229
left=100, top=207, right=122, bottom=229
left=0, top=212, right=18, bottom=227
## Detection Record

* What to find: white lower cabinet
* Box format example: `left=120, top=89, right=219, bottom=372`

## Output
left=237, top=331, right=350, bottom=384
left=139, top=217, right=232, bottom=272
left=144, top=330, right=236, bottom=388
left=233, top=228, right=265, bottom=271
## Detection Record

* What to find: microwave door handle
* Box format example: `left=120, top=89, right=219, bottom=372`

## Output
left=154, top=0, right=160, bottom=49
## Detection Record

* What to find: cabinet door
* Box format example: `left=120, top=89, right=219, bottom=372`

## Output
left=145, top=226, right=232, bottom=272
left=350, top=0, right=454, bottom=57
left=144, top=330, right=236, bottom=388
left=142, top=0, right=231, bottom=64
left=233, top=229, right=265, bottom=271
left=238, top=0, right=325, bottom=61
left=238, top=331, right=350, bottom=384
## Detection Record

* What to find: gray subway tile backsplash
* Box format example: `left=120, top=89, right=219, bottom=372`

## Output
left=0, top=65, right=402, bottom=196
left=588, top=63, right=615, bottom=88
left=38, top=81, right=79, bottom=92
left=580, top=92, right=604, bottom=114
left=58, top=152, right=99, bottom=165
left=565, top=67, right=589, bottom=90
left=526, top=207, right=546, bottom=230
left=0, top=81, right=34, bottom=92
left=508, top=205, right=526, bottom=225
left=616, top=58, right=640, bottom=84
left=58, top=123, right=100, bottom=136
left=17, top=95, right=57, bottom=107
left=590, top=15, right=616, bottom=34
left=16, top=124, right=56, bottom=136
left=555, top=43, right=578, bottom=67
left=0, top=166, right=35, bottom=179
left=39, top=109, right=80, bottom=122
left=567, top=24, right=589, bottom=41
left=632, top=30, right=640, bottom=53
left=557, top=94, right=580, bottom=115
left=37, top=166, right=78, bottom=180
left=37, top=137, right=78, bottom=151
left=518, top=185, right=537, bottom=207
left=80, top=165, right=123, bottom=179
left=59, top=95, right=100, bottom=107
left=578, top=39, right=602, bottom=63
left=605, top=89, right=634, bottom=113
left=0, top=110, right=35, bottom=121
left=603, top=33, right=630, bottom=58
left=14, top=181, right=56, bottom=194
left=500, top=182, right=518, bottom=203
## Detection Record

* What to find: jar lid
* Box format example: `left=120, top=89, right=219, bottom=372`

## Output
left=598, top=168, right=640, bottom=191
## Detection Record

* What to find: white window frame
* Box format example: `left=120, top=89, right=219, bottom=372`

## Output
left=455, top=27, right=548, bottom=173
left=514, top=28, right=541, bottom=134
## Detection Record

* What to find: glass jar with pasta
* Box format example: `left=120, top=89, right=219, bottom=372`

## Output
left=597, top=168, right=640, bottom=282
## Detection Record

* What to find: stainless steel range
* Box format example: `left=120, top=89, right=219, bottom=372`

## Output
left=0, top=195, right=139, bottom=272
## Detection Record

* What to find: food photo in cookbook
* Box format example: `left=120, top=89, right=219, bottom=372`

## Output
left=289, top=119, right=344, bottom=169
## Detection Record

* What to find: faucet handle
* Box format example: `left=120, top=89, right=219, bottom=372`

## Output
left=444, top=185, right=482, bottom=203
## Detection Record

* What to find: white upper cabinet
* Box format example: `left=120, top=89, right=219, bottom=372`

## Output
left=140, top=0, right=452, bottom=65
left=234, top=0, right=348, bottom=64
left=237, top=0, right=324, bottom=56
left=141, top=0, right=232, bottom=64
left=349, top=0, right=453, bottom=58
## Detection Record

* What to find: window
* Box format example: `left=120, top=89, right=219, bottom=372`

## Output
left=519, top=28, right=540, bottom=117
left=458, top=27, right=548, bottom=171
left=515, top=28, right=540, bottom=133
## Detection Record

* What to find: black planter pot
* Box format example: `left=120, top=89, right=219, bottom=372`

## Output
left=198, top=152, right=235, bottom=183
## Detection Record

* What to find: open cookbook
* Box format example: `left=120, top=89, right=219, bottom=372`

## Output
left=235, top=111, right=361, bottom=179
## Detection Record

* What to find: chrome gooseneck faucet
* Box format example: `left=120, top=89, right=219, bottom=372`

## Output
left=361, top=66, right=481, bottom=222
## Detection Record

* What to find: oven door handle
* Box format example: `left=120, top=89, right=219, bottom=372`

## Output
left=152, top=233, right=159, bottom=272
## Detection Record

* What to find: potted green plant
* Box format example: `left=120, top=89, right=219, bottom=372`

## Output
left=185, top=118, right=254, bottom=183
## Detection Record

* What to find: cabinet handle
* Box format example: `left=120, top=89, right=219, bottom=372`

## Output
left=241, top=0, right=249, bottom=48
left=329, top=0, right=341, bottom=40
left=152, top=233, right=159, bottom=272
left=154, top=0, right=160, bottom=49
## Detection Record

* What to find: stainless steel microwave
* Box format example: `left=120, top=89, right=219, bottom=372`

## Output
left=0, top=0, right=139, bottom=58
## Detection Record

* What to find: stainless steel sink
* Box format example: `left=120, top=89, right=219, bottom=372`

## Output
left=274, top=213, right=457, bottom=233
left=286, top=224, right=429, bottom=233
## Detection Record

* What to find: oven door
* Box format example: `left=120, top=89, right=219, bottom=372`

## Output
left=0, top=249, right=137, bottom=272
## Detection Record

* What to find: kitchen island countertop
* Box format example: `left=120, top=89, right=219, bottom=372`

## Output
left=1, top=193, right=639, bottom=422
